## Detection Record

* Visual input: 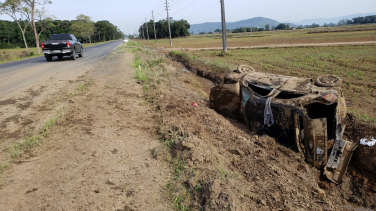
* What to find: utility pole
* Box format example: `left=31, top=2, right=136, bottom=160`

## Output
left=152, top=10, right=157, bottom=44
left=141, top=23, right=145, bottom=41
left=220, top=0, right=227, bottom=53
left=145, top=18, right=150, bottom=42
left=165, top=0, right=172, bottom=47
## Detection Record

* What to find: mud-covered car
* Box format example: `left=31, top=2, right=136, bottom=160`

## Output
left=210, top=65, right=358, bottom=184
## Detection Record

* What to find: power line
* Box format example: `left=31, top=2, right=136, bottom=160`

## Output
left=169, top=0, right=185, bottom=8
left=169, top=0, right=201, bottom=16
left=153, top=0, right=164, bottom=11
left=182, top=1, right=219, bottom=19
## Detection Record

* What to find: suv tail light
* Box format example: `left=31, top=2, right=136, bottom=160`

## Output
left=41, top=42, right=44, bottom=49
left=67, top=41, right=71, bottom=48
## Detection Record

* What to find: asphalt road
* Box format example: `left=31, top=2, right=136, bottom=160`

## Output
left=0, top=40, right=124, bottom=97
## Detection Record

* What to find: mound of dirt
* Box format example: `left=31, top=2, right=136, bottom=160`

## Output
left=140, top=48, right=376, bottom=209
left=140, top=52, right=376, bottom=209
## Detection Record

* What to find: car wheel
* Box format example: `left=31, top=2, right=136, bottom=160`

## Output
left=45, top=54, right=52, bottom=62
left=71, top=49, right=76, bottom=60
left=236, top=64, right=256, bottom=73
left=79, top=47, right=83, bottom=57
left=58, top=55, right=63, bottom=59
left=315, top=74, right=343, bottom=87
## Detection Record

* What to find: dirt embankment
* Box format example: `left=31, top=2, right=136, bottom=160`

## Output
left=163, top=50, right=376, bottom=209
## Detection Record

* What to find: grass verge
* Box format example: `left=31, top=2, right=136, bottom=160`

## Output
left=8, top=106, right=68, bottom=161
left=129, top=45, right=193, bottom=210
left=0, top=82, right=88, bottom=174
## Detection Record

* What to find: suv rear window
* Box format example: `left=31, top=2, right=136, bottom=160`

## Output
left=50, top=34, right=71, bottom=40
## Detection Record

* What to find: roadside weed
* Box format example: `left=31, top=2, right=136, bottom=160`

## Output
left=131, top=54, right=143, bottom=68
left=67, top=83, right=89, bottom=99
left=218, top=166, right=229, bottom=182
left=136, top=69, right=148, bottom=82
left=0, top=136, right=7, bottom=143
left=9, top=143, right=22, bottom=160
left=23, top=135, right=41, bottom=150
left=42, top=116, right=59, bottom=137
left=0, top=163, right=10, bottom=173
left=78, top=84, right=86, bottom=92
left=173, top=156, right=186, bottom=180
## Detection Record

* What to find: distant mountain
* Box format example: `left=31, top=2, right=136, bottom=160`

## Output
left=293, top=13, right=376, bottom=26
left=190, top=17, right=280, bottom=34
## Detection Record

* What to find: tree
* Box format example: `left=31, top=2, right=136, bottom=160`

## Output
left=214, top=29, right=221, bottom=33
left=338, top=19, right=348, bottom=26
left=138, top=18, right=190, bottom=39
left=275, top=23, right=290, bottom=30
left=265, top=24, right=270, bottom=31
left=71, top=14, right=95, bottom=43
left=23, top=0, right=51, bottom=54
left=35, top=6, right=54, bottom=42
left=0, top=0, right=31, bottom=53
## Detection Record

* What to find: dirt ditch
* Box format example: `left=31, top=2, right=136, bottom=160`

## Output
left=167, top=50, right=376, bottom=209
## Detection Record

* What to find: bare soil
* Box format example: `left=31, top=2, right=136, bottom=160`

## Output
left=165, top=50, right=376, bottom=210
left=0, top=46, right=375, bottom=211
left=0, top=51, right=171, bottom=210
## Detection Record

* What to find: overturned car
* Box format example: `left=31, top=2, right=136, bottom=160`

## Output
left=210, top=65, right=358, bottom=184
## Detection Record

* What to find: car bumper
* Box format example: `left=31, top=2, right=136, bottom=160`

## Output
left=43, top=49, right=72, bottom=55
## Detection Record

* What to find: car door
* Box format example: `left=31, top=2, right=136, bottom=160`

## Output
left=71, top=35, right=80, bottom=53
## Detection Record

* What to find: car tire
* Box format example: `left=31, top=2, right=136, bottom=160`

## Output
left=315, top=74, right=343, bottom=87
left=236, top=64, right=256, bottom=73
left=45, top=54, right=52, bottom=62
left=58, top=55, right=63, bottom=59
left=71, top=49, right=76, bottom=60
left=79, top=47, right=83, bottom=57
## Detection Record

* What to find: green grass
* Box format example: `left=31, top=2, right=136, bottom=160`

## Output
left=42, top=116, right=59, bottom=137
left=8, top=135, right=41, bottom=160
left=0, top=51, right=41, bottom=64
left=6, top=106, right=68, bottom=162
left=67, top=83, right=89, bottom=99
left=0, top=163, right=10, bottom=173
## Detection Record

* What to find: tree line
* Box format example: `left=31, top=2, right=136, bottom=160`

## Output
left=0, top=0, right=123, bottom=53
left=135, top=18, right=190, bottom=39
left=297, top=15, right=376, bottom=29
left=0, top=18, right=124, bottom=49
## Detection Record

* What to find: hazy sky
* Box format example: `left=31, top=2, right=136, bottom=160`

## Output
left=1, top=0, right=375, bottom=34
